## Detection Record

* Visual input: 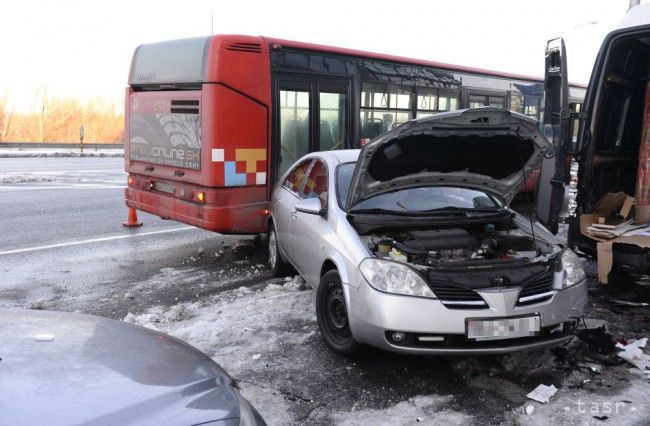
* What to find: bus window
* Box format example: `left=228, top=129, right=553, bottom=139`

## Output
left=416, top=87, right=460, bottom=117
left=510, top=93, right=524, bottom=113
left=438, top=88, right=459, bottom=111
left=319, top=92, right=347, bottom=151
left=468, top=93, right=506, bottom=108
left=360, top=83, right=412, bottom=140
left=417, top=88, right=437, bottom=116
left=279, top=90, right=310, bottom=177
left=524, top=95, right=541, bottom=117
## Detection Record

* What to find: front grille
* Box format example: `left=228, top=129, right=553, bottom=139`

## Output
left=428, top=281, right=487, bottom=309
left=517, top=271, right=554, bottom=306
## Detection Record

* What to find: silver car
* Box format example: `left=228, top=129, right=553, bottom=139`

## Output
left=1, top=308, right=265, bottom=425
left=268, top=108, right=587, bottom=356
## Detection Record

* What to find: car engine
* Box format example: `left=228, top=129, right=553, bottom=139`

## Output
left=363, top=224, right=548, bottom=267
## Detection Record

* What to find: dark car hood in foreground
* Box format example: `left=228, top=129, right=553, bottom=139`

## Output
left=0, top=308, right=243, bottom=426
left=347, top=108, right=550, bottom=208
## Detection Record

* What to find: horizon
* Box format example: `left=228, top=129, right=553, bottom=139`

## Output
left=0, top=0, right=644, bottom=113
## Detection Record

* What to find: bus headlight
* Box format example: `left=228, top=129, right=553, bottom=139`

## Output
left=359, top=258, right=436, bottom=298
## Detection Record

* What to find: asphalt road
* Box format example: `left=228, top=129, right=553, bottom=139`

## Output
left=0, top=157, right=267, bottom=317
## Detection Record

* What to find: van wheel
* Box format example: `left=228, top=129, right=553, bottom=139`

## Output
left=268, top=225, right=290, bottom=277
left=316, top=270, right=360, bottom=356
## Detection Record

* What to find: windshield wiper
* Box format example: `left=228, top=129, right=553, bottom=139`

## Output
left=348, top=208, right=413, bottom=216
left=418, top=206, right=503, bottom=214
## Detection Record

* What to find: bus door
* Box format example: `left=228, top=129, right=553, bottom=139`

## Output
left=273, top=76, right=352, bottom=180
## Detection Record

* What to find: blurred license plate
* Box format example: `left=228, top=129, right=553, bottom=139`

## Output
left=467, top=316, right=540, bottom=341
left=153, top=181, right=175, bottom=194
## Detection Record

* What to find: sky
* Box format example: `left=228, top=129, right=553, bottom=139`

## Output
left=0, top=0, right=643, bottom=112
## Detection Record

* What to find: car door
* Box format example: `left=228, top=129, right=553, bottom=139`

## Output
left=290, top=158, right=330, bottom=285
left=273, top=159, right=313, bottom=263
left=536, top=38, right=572, bottom=234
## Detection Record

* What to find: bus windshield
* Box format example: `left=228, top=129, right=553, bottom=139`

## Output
left=130, top=36, right=210, bottom=85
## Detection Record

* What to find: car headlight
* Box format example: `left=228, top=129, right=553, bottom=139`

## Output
left=359, top=258, right=436, bottom=298
left=557, top=249, right=586, bottom=289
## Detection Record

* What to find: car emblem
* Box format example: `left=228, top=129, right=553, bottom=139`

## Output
left=489, top=276, right=509, bottom=286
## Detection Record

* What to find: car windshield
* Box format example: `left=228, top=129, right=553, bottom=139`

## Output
left=336, top=162, right=500, bottom=212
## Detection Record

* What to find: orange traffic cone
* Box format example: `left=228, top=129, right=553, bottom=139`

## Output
left=123, top=207, right=143, bottom=227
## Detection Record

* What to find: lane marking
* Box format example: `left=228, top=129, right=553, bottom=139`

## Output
left=0, top=226, right=196, bottom=256
left=0, top=168, right=123, bottom=174
left=0, top=185, right=126, bottom=191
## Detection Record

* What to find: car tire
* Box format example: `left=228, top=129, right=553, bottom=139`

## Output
left=316, top=270, right=361, bottom=356
left=268, top=224, right=290, bottom=277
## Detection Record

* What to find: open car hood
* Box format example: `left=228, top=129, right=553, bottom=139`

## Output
left=347, top=108, right=550, bottom=208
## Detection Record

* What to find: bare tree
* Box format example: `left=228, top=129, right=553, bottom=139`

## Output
left=0, top=92, right=12, bottom=142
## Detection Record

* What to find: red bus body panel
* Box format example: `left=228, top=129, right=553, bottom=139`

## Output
left=125, top=35, right=272, bottom=233
left=125, top=34, right=579, bottom=234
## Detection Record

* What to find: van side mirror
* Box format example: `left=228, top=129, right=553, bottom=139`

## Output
left=295, top=197, right=326, bottom=217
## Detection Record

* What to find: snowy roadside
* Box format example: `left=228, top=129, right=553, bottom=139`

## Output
left=122, top=276, right=650, bottom=425
left=0, top=148, right=123, bottom=158
left=123, top=277, right=473, bottom=425
left=0, top=169, right=126, bottom=185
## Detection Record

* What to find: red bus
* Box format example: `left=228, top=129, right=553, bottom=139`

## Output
left=124, top=35, right=586, bottom=234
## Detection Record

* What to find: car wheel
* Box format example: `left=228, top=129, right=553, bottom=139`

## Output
left=268, top=225, right=290, bottom=277
left=316, top=270, right=361, bottom=356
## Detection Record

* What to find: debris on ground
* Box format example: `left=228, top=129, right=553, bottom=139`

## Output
left=28, top=298, right=47, bottom=310
left=283, top=275, right=307, bottom=291
left=525, top=405, right=535, bottom=415
left=616, top=337, right=650, bottom=374
left=526, top=384, right=558, bottom=403
left=609, top=298, right=650, bottom=307
left=577, top=325, right=617, bottom=354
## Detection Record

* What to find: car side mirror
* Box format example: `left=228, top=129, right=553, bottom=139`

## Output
left=295, top=197, right=326, bottom=217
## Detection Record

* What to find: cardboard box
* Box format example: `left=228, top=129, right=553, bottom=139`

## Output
left=579, top=192, right=650, bottom=283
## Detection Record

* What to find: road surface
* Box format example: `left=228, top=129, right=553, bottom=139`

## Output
left=0, top=157, right=267, bottom=318
left=0, top=157, right=648, bottom=425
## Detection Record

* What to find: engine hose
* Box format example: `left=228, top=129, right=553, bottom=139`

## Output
left=378, top=239, right=430, bottom=256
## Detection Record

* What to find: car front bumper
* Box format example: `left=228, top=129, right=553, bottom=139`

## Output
left=347, top=279, right=587, bottom=355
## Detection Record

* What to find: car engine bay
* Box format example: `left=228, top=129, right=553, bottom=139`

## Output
left=363, top=220, right=556, bottom=268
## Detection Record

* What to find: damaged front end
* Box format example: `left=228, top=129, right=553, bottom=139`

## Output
left=346, top=108, right=587, bottom=352
left=356, top=212, right=582, bottom=309
left=351, top=212, right=586, bottom=352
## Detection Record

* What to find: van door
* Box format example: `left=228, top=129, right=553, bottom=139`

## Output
left=535, top=38, right=571, bottom=234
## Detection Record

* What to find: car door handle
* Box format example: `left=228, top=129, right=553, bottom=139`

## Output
left=291, top=211, right=298, bottom=219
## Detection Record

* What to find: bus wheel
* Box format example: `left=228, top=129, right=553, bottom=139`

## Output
left=268, top=225, right=290, bottom=277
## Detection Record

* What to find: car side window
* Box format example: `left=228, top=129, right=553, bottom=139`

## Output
left=301, top=159, right=328, bottom=209
left=282, top=159, right=312, bottom=195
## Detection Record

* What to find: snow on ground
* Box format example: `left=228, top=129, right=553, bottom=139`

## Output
left=123, top=278, right=475, bottom=425
left=327, top=395, right=472, bottom=425
left=124, top=277, right=316, bottom=423
left=0, top=148, right=123, bottom=158
left=511, top=380, right=650, bottom=425
left=0, top=173, right=54, bottom=183
left=124, top=277, right=315, bottom=377
left=121, top=275, right=650, bottom=425
left=0, top=169, right=125, bottom=185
